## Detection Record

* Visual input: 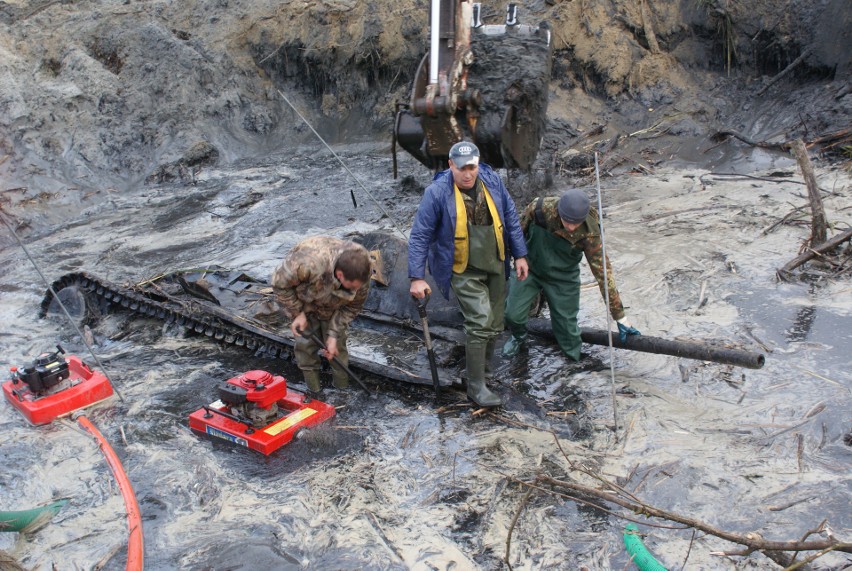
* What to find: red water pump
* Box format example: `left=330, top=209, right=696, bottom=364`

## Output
left=189, top=370, right=336, bottom=455
left=2, top=345, right=114, bottom=425
left=217, top=370, right=288, bottom=428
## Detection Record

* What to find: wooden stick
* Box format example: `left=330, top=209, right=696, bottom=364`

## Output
left=504, top=485, right=534, bottom=570
left=761, top=205, right=808, bottom=235
left=536, top=474, right=852, bottom=555
left=709, top=129, right=789, bottom=150
left=756, top=46, right=814, bottom=96
left=365, top=511, right=406, bottom=563
left=777, top=228, right=852, bottom=279
left=790, top=139, right=828, bottom=246
left=709, top=172, right=805, bottom=185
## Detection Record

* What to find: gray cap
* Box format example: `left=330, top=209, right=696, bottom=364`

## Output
left=557, top=189, right=590, bottom=224
left=449, top=141, right=480, bottom=168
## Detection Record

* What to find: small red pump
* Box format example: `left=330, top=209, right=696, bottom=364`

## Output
left=2, top=345, right=115, bottom=425
left=189, top=370, right=335, bottom=455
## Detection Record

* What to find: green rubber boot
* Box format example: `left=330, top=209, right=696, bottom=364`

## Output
left=502, top=333, right=527, bottom=357
left=466, top=340, right=502, bottom=408
left=485, top=337, right=496, bottom=381
left=332, top=374, right=349, bottom=390
left=302, top=369, right=321, bottom=393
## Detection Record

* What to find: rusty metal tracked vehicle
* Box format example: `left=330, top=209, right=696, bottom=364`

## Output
left=41, top=231, right=765, bottom=394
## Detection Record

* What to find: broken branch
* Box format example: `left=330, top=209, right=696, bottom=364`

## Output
left=504, top=485, right=534, bottom=570
left=790, top=139, right=828, bottom=246
left=756, top=46, right=815, bottom=96
left=776, top=228, right=852, bottom=280
left=535, top=474, right=851, bottom=556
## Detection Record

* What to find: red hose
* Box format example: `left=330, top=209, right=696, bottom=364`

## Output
left=77, top=415, right=144, bottom=571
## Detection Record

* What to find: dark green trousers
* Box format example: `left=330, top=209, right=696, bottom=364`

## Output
left=505, top=223, right=583, bottom=360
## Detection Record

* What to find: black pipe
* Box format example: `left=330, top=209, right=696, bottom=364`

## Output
left=579, top=328, right=765, bottom=369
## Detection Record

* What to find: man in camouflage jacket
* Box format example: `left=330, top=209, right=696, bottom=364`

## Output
left=503, top=189, right=640, bottom=360
left=272, top=236, right=371, bottom=392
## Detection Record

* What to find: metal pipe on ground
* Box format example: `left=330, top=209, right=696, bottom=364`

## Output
left=579, top=328, right=765, bottom=369
left=526, top=319, right=765, bottom=369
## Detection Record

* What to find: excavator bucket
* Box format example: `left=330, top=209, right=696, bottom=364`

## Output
left=393, top=1, right=551, bottom=174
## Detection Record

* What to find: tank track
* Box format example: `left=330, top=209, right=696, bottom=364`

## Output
left=39, top=272, right=295, bottom=360
left=38, top=272, right=436, bottom=385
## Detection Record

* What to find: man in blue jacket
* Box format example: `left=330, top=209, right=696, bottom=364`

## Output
left=409, top=141, right=529, bottom=407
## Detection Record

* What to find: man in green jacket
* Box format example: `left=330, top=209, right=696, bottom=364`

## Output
left=503, top=189, right=640, bottom=360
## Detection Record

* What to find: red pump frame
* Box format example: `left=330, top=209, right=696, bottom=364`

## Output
left=189, top=372, right=335, bottom=455
left=3, top=355, right=114, bottom=425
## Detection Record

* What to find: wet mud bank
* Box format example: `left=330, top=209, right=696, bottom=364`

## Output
left=1, top=0, right=850, bottom=203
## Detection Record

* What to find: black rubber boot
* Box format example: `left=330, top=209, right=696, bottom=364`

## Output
left=466, top=340, right=502, bottom=407
left=502, top=332, right=527, bottom=357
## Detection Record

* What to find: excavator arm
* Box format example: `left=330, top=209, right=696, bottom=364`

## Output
left=393, top=1, right=551, bottom=174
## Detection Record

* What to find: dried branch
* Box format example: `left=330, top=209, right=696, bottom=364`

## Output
left=505, top=485, right=534, bottom=570
left=756, top=47, right=814, bottom=96
left=790, top=139, right=828, bottom=246
left=536, top=474, right=851, bottom=556
left=776, top=228, right=852, bottom=281
left=709, top=129, right=789, bottom=150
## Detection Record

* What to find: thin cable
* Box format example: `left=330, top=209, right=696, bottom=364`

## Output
left=0, top=209, right=124, bottom=402
left=277, top=89, right=409, bottom=241
left=594, top=152, right=618, bottom=438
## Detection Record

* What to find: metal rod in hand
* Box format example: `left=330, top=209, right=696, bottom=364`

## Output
left=298, top=328, right=372, bottom=395
left=594, top=151, right=619, bottom=437
left=413, top=294, right=441, bottom=399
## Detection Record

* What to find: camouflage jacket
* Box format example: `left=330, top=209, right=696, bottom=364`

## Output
left=519, top=197, right=625, bottom=320
left=271, top=236, right=370, bottom=338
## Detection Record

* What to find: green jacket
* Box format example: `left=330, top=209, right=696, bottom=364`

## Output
left=519, top=197, right=625, bottom=320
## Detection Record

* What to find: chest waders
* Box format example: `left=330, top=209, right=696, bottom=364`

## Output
left=504, top=222, right=584, bottom=360
left=451, top=223, right=504, bottom=407
left=295, top=317, right=351, bottom=392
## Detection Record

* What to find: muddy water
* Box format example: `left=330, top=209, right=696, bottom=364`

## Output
left=1, top=143, right=850, bottom=570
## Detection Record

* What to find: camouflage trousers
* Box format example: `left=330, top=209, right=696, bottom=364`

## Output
left=294, top=317, right=350, bottom=388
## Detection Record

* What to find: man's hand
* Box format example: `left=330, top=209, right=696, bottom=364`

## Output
left=514, top=257, right=529, bottom=281
left=616, top=317, right=641, bottom=342
left=323, top=336, right=339, bottom=360
left=409, top=278, right=431, bottom=299
left=290, top=312, right=308, bottom=337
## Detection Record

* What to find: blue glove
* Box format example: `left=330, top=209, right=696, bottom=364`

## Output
left=616, top=318, right=641, bottom=342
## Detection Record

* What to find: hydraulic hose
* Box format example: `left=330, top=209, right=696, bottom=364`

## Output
left=77, top=415, right=144, bottom=571
left=623, top=523, right=668, bottom=571
left=579, top=328, right=765, bottom=369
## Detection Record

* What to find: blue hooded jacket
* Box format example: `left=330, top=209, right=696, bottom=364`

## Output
left=407, top=164, right=528, bottom=299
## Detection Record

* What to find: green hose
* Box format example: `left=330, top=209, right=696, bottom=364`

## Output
left=623, top=523, right=669, bottom=571
left=0, top=498, right=69, bottom=533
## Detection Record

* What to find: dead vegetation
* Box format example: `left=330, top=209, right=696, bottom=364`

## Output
left=774, top=139, right=852, bottom=282
left=459, top=416, right=852, bottom=570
